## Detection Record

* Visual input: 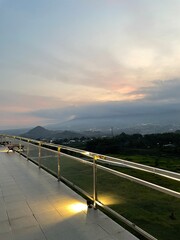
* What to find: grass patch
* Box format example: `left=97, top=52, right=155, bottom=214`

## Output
left=96, top=168, right=180, bottom=240
left=99, top=162, right=180, bottom=192
left=109, top=153, right=180, bottom=173
left=25, top=148, right=180, bottom=240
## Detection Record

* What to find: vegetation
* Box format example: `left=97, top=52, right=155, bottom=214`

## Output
left=37, top=154, right=180, bottom=240
left=85, top=132, right=180, bottom=173
left=21, top=132, right=180, bottom=240
left=109, top=153, right=180, bottom=173
left=86, top=132, right=180, bottom=153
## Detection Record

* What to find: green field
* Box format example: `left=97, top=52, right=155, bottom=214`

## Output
left=24, top=148, right=180, bottom=240
left=96, top=167, right=180, bottom=240
left=110, top=153, right=180, bottom=173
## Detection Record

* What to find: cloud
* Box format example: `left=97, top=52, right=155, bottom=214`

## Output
left=1, top=45, right=141, bottom=101
left=1, top=0, right=180, bottom=130
left=0, top=111, right=45, bottom=129
left=0, top=90, right=66, bottom=112
left=4, top=42, right=180, bottom=103
left=1, top=78, right=180, bottom=130
left=2, top=0, right=180, bottom=102
left=132, top=79, right=180, bottom=102
left=29, top=98, right=180, bottom=123
left=28, top=78, right=180, bottom=126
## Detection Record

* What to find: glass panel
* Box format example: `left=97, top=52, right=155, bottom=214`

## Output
left=6, top=137, right=20, bottom=152
left=104, top=163, right=180, bottom=192
left=28, top=143, right=39, bottom=163
left=20, top=140, right=28, bottom=155
left=0, top=136, right=9, bottom=145
left=97, top=167, right=180, bottom=240
left=14, top=138, right=19, bottom=145
left=60, top=153, right=93, bottom=197
left=10, top=137, right=18, bottom=145
left=40, top=148, right=58, bottom=176
left=5, top=137, right=11, bottom=145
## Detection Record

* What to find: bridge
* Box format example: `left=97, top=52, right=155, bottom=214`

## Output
left=0, top=135, right=180, bottom=240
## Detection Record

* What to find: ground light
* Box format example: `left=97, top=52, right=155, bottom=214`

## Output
left=68, top=202, right=87, bottom=213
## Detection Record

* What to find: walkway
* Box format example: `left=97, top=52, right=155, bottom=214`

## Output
left=0, top=146, right=139, bottom=240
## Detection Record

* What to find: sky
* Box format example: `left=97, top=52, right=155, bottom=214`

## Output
left=1, top=0, right=180, bottom=130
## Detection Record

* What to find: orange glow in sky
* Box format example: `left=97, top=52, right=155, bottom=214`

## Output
left=1, top=0, right=180, bottom=129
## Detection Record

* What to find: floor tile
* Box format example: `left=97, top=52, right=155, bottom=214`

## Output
left=0, top=148, right=139, bottom=240
left=0, top=220, right=11, bottom=234
left=10, top=215, right=38, bottom=230
left=13, top=225, right=46, bottom=240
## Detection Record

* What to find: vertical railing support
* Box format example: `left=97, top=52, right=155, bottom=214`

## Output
left=27, top=139, right=30, bottom=160
left=57, top=146, right=61, bottom=182
left=38, top=141, right=42, bottom=169
left=93, top=155, right=98, bottom=209
left=13, top=136, right=16, bottom=146
left=19, top=137, right=22, bottom=154
left=5, top=136, right=11, bottom=146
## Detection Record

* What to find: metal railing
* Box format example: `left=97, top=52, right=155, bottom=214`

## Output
left=0, top=134, right=180, bottom=240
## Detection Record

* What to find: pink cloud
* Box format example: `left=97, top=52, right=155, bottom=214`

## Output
left=0, top=90, right=64, bottom=112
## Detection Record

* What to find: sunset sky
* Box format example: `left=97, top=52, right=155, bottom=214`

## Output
left=1, top=0, right=180, bottom=129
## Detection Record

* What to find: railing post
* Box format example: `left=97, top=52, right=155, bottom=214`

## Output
left=27, top=139, right=30, bottom=160
left=57, top=146, right=61, bottom=182
left=19, top=137, right=22, bottom=154
left=93, top=155, right=98, bottom=209
left=38, top=141, right=42, bottom=169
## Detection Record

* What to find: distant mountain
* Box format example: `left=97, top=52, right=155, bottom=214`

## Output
left=22, top=126, right=54, bottom=139
left=45, top=101, right=180, bottom=133
left=45, top=116, right=180, bottom=135
left=46, top=117, right=126, bottom=131
left=54, top=130, right=82, bottom=139
left=21, top=126, right=82, bottom=140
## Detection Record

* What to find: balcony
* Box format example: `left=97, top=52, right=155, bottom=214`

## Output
left=0, top=135, right=180, bottom=240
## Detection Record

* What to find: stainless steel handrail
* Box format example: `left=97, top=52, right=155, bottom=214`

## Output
left=3, top=134, right=180, bottom=181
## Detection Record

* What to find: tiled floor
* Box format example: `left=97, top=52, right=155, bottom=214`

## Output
left=0, top=147, right=139, bottom=240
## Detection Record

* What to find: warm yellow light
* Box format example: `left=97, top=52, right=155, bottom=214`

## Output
left=98, top=195, right=122, bottom=205
left=0, top=148, right=9, bottom=152
left=68, top=202, right=87, bottom=213
left=83, top=151, right=91, bottom=156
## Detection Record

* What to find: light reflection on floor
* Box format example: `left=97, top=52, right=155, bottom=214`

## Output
left=68, top=202, right=87, bottom=213
left=0, top=147, right=9, bottom=152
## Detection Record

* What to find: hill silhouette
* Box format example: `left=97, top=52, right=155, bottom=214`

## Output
left=22, top=126, right=82, bottom=140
